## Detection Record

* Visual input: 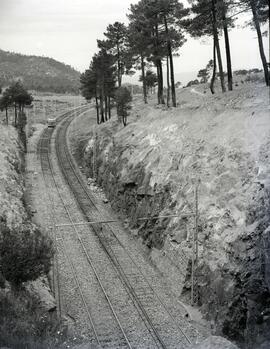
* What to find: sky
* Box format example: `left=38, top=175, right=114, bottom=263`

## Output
left=0, top=0, right=268, bottom=84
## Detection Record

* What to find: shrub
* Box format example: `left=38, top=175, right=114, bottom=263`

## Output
left=186, top=79, right=199, bottom=87
left=0, top=224, right=54, bottom=287
left=0, top=289, right=61, bottom=348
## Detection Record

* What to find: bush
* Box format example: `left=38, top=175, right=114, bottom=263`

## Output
left=0, top=289, right=61, bottom=348
left=186, top=79, right=199, bottom=87
left=0, top=224, right=54, bottom=287
left=234, top=69, right=248, bottom=76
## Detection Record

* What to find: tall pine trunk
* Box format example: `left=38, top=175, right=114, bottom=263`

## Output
left=156, top=64, right=161, bottom=104
left=95, top=95, right=100, bottom=124
left=14, top=104, right=17, bottom=126
left=212, top=0, right=226, bottom=92
left=141, top=55, right=148, bottom=104
left=166, top=55, right=171, bottom=107
left=210, top=36, right=217, bottom=94
left=158, top=60, right=165, bottom=104
left=108, top=96, right=111, bottom=119
left=117, top=44, right=122, bottom=87
left=164, top=15, right=176, bottom=107
left=250, top=0, right=269, bottom=86
left=100, top=91, right=105, bottom=124
left=216, top=39, right=226, bottom=92
left=154, top=23, right=165, bottom=104
left=5, top=107, right=8, bottom=125
left=221, top=1, right=233, bottom=91
left=104, top=94, right=108, bottom=121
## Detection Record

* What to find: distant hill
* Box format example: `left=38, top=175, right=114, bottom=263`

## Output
left=0, top=49, right=81, bottom=94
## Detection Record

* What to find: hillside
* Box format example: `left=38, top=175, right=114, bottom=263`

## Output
left=70, top=80, right=270, bottom=348
left=0, top=49, right=80, bottom=94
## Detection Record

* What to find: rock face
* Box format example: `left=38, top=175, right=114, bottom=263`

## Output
left=26, top=278, right=56, bottom=312
left=0, top=124, right=56, bottom=346
left=0, top=125, right=26, bottom=228
left=82, top=84, right=270, bottom=347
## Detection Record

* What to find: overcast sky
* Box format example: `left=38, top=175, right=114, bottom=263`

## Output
left=0, top=0, right=268, bottom=83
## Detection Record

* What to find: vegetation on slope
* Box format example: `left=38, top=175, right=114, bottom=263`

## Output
left=0, top=124, right=57, bottom=348
left=80, top=0, right=269, bottom=123
left=0, top=49, right=80, bottom=94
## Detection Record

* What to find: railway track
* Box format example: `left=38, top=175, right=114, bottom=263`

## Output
left=53, top=109, right=200, bottom=348
left=38, top=133, right=133, bottom=348
left=38, top=107, right=169, bottom=347
left=37, top=106, right=88, bottom=317
left=37, top=105, right=204, bottom=347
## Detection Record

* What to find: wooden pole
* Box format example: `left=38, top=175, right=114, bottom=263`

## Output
left=191, top=182, right=199, bottom=305
left=191, top=223, right=195, bottom=305
left=195, top=182, right=199, bottom=263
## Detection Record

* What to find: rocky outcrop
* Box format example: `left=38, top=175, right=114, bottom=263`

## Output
left=0, top=125, right=26, bottom=228
left=26, top=278, right=56, bottom=313
left=82, top=84, right=270, bottom=347
left=0, top=124, right=56, bottom=346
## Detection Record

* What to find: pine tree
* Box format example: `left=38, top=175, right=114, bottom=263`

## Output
left=0, top=93, right=12, bottom=125
left=128, top=0, right=187, bottom=106
left=197, top=68, right=210, bottom=83
left=231, top=0, right=269, bottom=86
left=246, top=0, right=269, bottom=86
left=219, top=0, right=233, bottom=91
left=97, top=22, right=128, bottom=87
left=80, top=69, right=100, bottom=123
left=183, top=0, right=230, bottom=93
left=154, top=0, right=188, bottom=106
left=3, top=81, right=33, bottom=126
left=139, top=70, right=158, bottom=95
left=80, top=50, right=116, bottom=124
left=126, top=20, right=152, bottom=104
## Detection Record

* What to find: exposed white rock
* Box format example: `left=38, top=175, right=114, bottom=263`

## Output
left=190, top=336, right=239, bottom=349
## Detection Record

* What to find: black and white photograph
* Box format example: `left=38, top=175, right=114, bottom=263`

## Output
left=0, top=0, right=269, bottom=348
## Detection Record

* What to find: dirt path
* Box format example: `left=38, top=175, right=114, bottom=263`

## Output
left=190, top=88, right=205, bottom=96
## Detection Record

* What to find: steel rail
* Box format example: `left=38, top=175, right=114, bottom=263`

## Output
left=38, top=127, right=62, bottom=318
left=56, top=117, right=167, bottom=349
left=55, top=128, right=135, bottom=349
left=38, top=107, right=102, bottom=346
left=63, top=111, right=199, bottom=345
left=42, top=146, right=101, bottom=347
left=55, top=113, right=194, bottom=347
left=36, top=106, right=87, bottom=317
left=41, top=107, right=135, bottom=349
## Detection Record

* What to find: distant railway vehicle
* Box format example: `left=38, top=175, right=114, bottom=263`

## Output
left=47, top=118, right=56, bottom=128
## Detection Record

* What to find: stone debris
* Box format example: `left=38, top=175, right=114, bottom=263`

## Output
left=87, top=177, right=108, bottom=202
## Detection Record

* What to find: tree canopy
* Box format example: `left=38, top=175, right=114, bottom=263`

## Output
left=0, top=81, right=33, bottom=126
left=80, top=0, right=269, bottom=121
